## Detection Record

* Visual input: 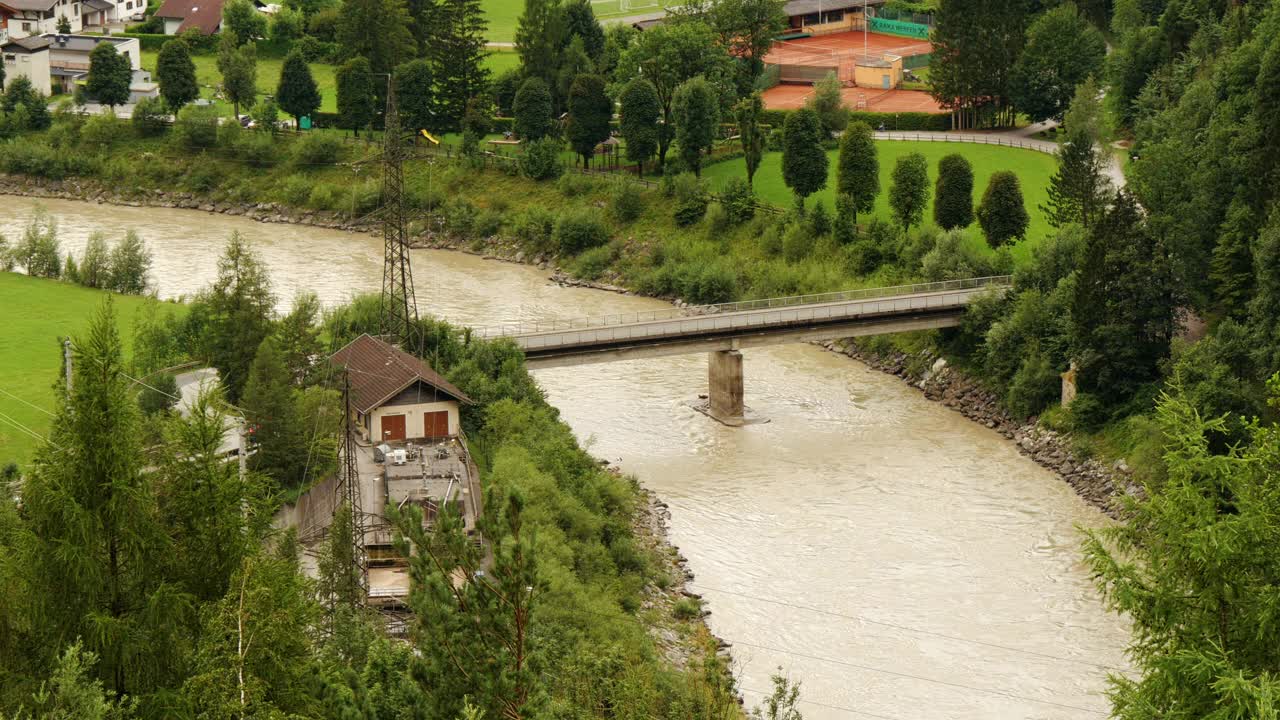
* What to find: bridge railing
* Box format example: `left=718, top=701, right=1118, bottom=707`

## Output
left=474, top=275, right=1011, bottom=339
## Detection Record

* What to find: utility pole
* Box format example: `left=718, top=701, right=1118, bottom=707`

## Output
left=337, top=370, right=368, bottom=600
left=379, top=77, right=420, bottom=352
left=63, top=339, right=72, bottom=393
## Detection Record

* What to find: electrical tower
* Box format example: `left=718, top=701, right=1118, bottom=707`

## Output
left=337, top=370, right=369, bottom=600
left=380, top=80, right=420, bottom=351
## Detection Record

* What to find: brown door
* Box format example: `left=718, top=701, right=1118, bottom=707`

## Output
left=381, top=414, right=406, bottom=441
left=424, top=411, right=449, bottom=438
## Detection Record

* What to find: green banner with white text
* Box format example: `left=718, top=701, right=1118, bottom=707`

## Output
left=869, top=17, right=931, bottom=39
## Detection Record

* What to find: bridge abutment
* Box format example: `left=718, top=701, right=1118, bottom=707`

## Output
left=707, top=349, right=746, bottom=426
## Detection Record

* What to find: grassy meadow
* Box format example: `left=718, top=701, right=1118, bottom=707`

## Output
left=481, top=0, right=678, bottom=41
left=0, top=273, right=183, bottom=467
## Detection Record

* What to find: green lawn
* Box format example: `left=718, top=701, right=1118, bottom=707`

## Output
left=702, top=140, right=1059, bottom=255
left=482, top=0, right=678, bottom=42
left=0, top=274, right=181, bottom=467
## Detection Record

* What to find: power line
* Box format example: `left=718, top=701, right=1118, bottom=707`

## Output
left=120, top=370, right=182, bottom=401
left=694, top=585, right=1121, bottom=671
left=0, top=408, right=49, bottom=444
left=0, top=386, right=56, bottom=417
left=727, top=639, right=1106, bottom=715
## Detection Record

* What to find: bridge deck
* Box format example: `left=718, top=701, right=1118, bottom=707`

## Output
left=490, top=277, right=1009, bottom=361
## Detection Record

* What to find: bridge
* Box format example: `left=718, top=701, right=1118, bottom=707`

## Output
left=476, top=276, right=1011, bottom=425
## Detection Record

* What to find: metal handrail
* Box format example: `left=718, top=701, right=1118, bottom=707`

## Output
left=474, top=275, right=1011, bottom=338
left=872, top=131, right=1057, bottom=156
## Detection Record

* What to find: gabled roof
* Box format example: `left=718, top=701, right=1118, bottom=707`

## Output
left=153, top=0, right=225, bottom=34
left=0, top=0, right=59, bottom=12
left=330, top=334, right=472, bottom=413
left=1, top=35, right=53, bottom=52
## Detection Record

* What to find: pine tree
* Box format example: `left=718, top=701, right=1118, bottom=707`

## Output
left=619, top=77, right=660, bottom=176
left=275, top=291, right=324, bottom=386
left=835, top=121, right=878, bottom=225
left=512, top=76, right=554, bottom=141
left=889, top=152, right=929, bottom=231
left=781, top=108, right=827, bottom=211
left=276, top=49, right=321, bottom=130
left=86, top=42, right=132, bottom=113
left=336, top=0, right=416, bottom=77
left=564, top=0, right=605, bottom=60
left=1248, top=207, right=1280, bottom=376
left=242, top=337, right=305, bottom=490
left=672, top=76, right=719, bottom=177
left=735, top=91, right=765, bottom=186
left=515, top=0, right=566, bottom=94
left=1208, top=197, right=1257, bottom=320
left=17, top=301, right=183, bottom=697
left=1070, top=191, right=1178, bottom=405
left=157, top=39, right=199, bottom=112
left=1042, top=126, right=1110, bottom=229
left=336, top=56, right=376, bottom=136
left=933, top=153, right=974, bottom=230
left=107, top=229, right=151, bottom=295
left=217, top=35, right=258, bottom=119
left=423, top=0, right=490, bottom=131
left=566, top=73, right=611, bottom=169
left=977, top=171, right=1030, bottom=247
left=207, top=232, right=276, bottom=404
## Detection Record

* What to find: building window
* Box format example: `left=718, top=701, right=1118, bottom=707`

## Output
left=22, top=22, right=32, bottom=30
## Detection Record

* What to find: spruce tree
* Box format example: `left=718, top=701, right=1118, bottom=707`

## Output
left=735, top=91, right=765, bottom=186
left=156, top=39, right=199, bottom=112
left=889, top=152, right=929, bottom=231
left=17, top=301, right=181, bottom=697
left=933, top=153, right=974, bottom=230
left=515, top=0, right=566, bottom=95
left=207, top=232, right=276, bottom=404
left=276, top=49, right=321, bottom=130
left=672, top=76, right=719, bottom=177
left=242, top=337, right=305, bottom=490
left=835, top=121, right=878, bottom=225
left=423, top=0, right=490, bottom=131
left=977, top=171, right=1030, bottom=247
left=86, top=42, right=132, bottom=113
left=275, top=291, right=324, bottom=386
left=564, top=0, right=605, bottom=60
left=619, top=77, right=660, bottom=176
left=1248, top=208, right=1280, bottom=376
left=1042, top=126, right=1110, bottom=229
left=1207, top=197, right=1256, bottom=320
left=781, top=107, right=827, bottom=211
left=566, top=73, right=612, bottom=169
left=512, top=76, right=554, bottom=141
left=336, top=0, right=416, bottom=77
left=336, top=56, right=376, bottom=136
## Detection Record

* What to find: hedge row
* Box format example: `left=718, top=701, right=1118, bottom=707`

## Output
left=758, top=108, right=950, bottom=131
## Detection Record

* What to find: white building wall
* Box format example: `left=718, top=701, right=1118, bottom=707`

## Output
left=1, top=50, right=52, bottom=94
left=371, top=400, right=461, bottom=441
left=162, top=17, right=180, bottom=34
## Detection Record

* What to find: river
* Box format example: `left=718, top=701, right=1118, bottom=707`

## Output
left=2, top=197, right=1130, bottom=719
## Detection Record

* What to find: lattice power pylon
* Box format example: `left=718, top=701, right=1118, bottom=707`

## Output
left=337, top=370, right=369, bottom=599
left=379, top=80, right=420, bottom=351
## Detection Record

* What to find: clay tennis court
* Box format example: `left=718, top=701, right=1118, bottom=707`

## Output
left=762, top=83, right=944, bottom=113
left=763, top=30, right=932, bottom=66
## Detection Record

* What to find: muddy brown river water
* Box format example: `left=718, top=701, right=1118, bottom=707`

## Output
left=3, top=197, right=1129, bottom=719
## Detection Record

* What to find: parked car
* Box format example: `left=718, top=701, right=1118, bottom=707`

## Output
left=130, top=11, right=145, bottom=21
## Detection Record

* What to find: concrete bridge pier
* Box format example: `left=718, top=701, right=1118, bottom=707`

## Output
left=707, top=349, right=746, bottom=426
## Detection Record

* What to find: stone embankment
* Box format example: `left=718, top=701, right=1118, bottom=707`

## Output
left=821, top=339, right=1140, bottom=518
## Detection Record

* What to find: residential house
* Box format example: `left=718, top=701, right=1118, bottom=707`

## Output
left=781, top=0, right=884, bottom=36
left=0, top=0, right=84, bottom=41
left=152, top=0, right=224, bottom=35
left=2, top=33, right=157, bottom=102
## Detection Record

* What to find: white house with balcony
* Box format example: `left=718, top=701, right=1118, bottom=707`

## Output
left=2, top=33, right=156, bottom=102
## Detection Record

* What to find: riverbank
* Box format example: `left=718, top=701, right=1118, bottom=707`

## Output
left=1, top=174, right=1136, bottom=516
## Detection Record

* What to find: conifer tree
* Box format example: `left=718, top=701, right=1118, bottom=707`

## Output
left=18, top=301, right=183, bottom=697
left=566, top=73, right=611, bottom=169
left=275, top=291, right=324, bottom=386
left=207, top=232, right=276, bottom=404
left=422, top=0, right=490, bottom=131
left=1208, top=197, right=1257, bottom=320
left=276, top=49, right=321, bottom=130
left=335, top=56, right=376, bottom=136
left=242, top=337, right=306, bottom=489
left=512, top=76, right=554, bottom=141
left=86, top=42, right=132, bottom=113
left=735, top=91, right=765, bottom=186
left=835, top=120, right=878, bottom=225
left=564, top=0, right=605, bottom=60
left=889, top=152, right=929, bottom=231
left=1248, top=207, right=1280, bottom=376
left=619, top=77, right=660, bottom=176
left=672, top=76, right=719, bottom=177
left=336, top=0, right=416, bottom=77
left=515, top=0, right=566, bottom=95
left=217, top=35, right=258, bottom=120
left=781, top=107, right=827, bottom=212
left=933, top=153, right=974, bottom=230
left=394, top=59, right=436, bottom=132
left=157, top=39, right=199, bottom=112
left=977, top=171, right=1030, bottom=247
left=1010, top=3, right=1106, bottom=123
left=1043, top=126, right=1111, bottom=229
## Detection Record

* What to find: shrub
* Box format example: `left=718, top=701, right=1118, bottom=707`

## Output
left=292, top=133, right=343, bottom=166
left=278, top=174, right=312, bottom=206
left=684, top=261, right=738, bottom=304
left=442, top=197, right=478, bottom=236
left=1006, top=352, right=1061, bottom=418
left=520, top=137, right=563, bottom=180
left=609, top=185, right=645, bottom=223
left=172, top=104, right=219, bottom=149
left=572, top=243, right=619, bottom=279
left=704, top=202, right=729, bottom=234
left=673, top=598, right=702, bottom=620
left=78, top=115, right=121, bottom=149
left=512, top=207, right=557, bottom=253
left=308, top=184, right=338, bottom=210
left=809, top=200, right=832, bottom=236
left=553, top=209, right=611, bottom=254
left=1067, top=392, right=1108, bottom=432
left=349, top=179, right=381, bottom=215
left=183, top=163, right=223, bottom=193
left=13, top=207, right=60, bottom=278
left=719, top=176, right=756, bottom=225
left=131, top=97, right=169, bottom=137
left=474, top=208, right=504, bottom=237
left=782, top=223, right=814, bottom=263
left=670, top=173, right=708, bottom=226
left=760, top=223, right=783, bottom=256
left=556, top=172, right=601, bottom=197
left=921, top=230, right=1006, bottom=281
left=766, top=127, right=784, bottom=151
left=108, top=230, right=152, bottom=294
left=139, top=373, right=179, bottom=415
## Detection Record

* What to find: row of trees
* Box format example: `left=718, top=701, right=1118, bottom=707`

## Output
left=0, top=208, right=152, bottom=295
